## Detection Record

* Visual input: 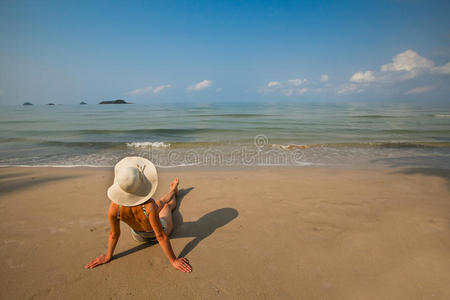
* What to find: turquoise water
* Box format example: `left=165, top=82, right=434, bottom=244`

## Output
left=0, top=102, right=449, bottom=168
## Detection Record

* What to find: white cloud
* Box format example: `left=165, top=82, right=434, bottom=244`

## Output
left=283, top=87, right=309, bottom=96
left=381, top=50, right=434, bottom=73
left=126, top=86, right=154, bottom=95
left=267, top=81, right=281, bottom=88
left=153, top=84, right=171, bottom=94
left=406, top=85, right=434, bottom=95
left=188, top=80, right=212, bottom=91
left=126, top=84, right=171, bottom=95
left=350, top=71, right=376, bottom=83
left=287, top=78, right=306, bottom=86
left=301, top=88, right=308, bottom=93
left=431, top=62, right=450, bottom=74
left=262, top=78, right=309, bottom=96
left=337, top=83, right=361, bottom=95
left=339, top=49, right=449, bottom=95
left=297, top=87, right=309, bottom=95
left=378, top=49, right=450, bottom=79
left=320, top=74, right=329, bottom=82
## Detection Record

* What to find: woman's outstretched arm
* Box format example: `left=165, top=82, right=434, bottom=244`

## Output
left=85, top=204, right=121, bottom=269
left=148, top=201, right=191, bottom=273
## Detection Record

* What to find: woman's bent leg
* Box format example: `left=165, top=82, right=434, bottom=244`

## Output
left=157, top=178, right=178, bottom=235
left=159, top=205, right=174, bottom=235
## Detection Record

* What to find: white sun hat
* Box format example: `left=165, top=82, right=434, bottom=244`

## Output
left=107, top=156, right=158, bottom=206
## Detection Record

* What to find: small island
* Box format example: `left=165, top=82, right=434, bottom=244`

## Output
left=46, top=103, right=55, bottom=106
left=23, top=102, right=33, bottom=106
left=80, top=101, right=87, bottom=105
left=98, top=99, right=131, bottom=104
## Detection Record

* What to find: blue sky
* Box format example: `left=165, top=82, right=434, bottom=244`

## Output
left=0, top=0, right=449, bottom=104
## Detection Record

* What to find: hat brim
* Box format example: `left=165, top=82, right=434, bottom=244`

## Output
left=107, top=156, right=158, bottom=206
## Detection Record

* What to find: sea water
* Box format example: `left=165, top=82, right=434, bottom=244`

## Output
left=0, top=101, right=449, bottom=168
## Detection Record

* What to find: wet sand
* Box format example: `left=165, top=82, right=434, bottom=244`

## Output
left=0, top=166, right=449, bottom=299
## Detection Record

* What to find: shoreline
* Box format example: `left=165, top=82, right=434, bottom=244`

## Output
left=1, top=160, right=449, bottom=172
left=0, top=163, right=416, bottom=171
left=2, top=143, right=449, bottom=170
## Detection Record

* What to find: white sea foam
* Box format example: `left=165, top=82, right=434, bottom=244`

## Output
left=0, top=162, right=202, bottom=168
left=126, top=141, right=171, bottom=148
left=157, top=162, right=202, bottom=168
left=271, top=143, right=321, bottom=150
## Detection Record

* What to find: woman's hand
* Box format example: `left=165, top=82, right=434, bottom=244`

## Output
left=172, top=258, right=192, bottom=273
left=84, top=254, right=111, bottom=269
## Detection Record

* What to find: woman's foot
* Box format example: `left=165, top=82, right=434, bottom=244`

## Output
left=167, top=178, right=179, bottom=210
left=170, top=178, right=179, bottom=196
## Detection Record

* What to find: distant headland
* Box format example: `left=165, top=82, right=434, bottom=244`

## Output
left=80, top=101, right=87, bottom=105
left=98, top=99, right=131, bottom=104
left=23, top=102, right=33, bottom=106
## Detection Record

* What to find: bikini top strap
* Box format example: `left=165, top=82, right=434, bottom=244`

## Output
left=116, top=205, right=121, bottom=220
left=142, top=204, right=149, bottom=219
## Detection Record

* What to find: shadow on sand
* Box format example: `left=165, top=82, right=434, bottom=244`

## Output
left=113, top=187, right=238, bottom=260
left=371, top=155, right=450, bottom=186
left=0, top=171, right=80, bottom=195
left=173, top=207, right=239, bottom=257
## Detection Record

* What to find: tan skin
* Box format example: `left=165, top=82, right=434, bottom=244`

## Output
left=85, top=178, right=192, bottom=273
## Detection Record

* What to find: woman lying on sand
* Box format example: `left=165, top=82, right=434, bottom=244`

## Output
left=85, top=156, right=192, bottom=273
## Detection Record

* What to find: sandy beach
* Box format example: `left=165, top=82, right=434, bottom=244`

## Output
left=0, top=166, right=449, bottom=299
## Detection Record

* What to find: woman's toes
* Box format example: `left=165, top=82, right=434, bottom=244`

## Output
left=170, top=178, right=179, bottom=190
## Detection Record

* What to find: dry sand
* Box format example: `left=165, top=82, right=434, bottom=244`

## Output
left=0, top=166, right=449, bottom=299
